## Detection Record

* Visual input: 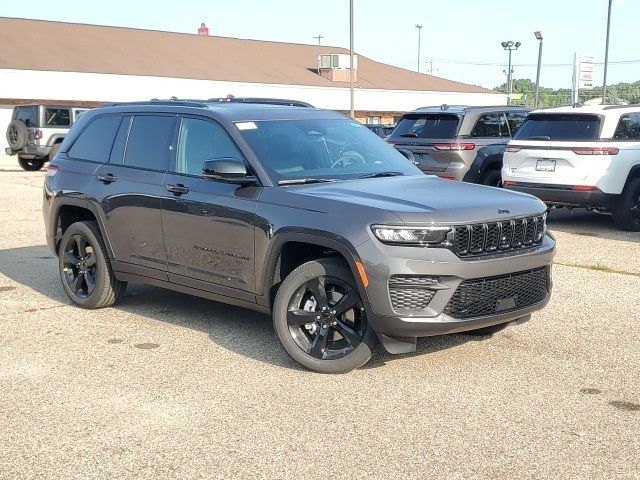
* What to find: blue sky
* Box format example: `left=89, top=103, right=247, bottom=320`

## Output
left=3, top=0, right=637, bottom=90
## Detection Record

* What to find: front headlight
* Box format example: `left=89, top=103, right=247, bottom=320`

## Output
left=371, top=225, right=450, bottom=246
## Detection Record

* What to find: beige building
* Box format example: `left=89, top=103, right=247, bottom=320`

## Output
left=0, top=17, right=505, bottom=147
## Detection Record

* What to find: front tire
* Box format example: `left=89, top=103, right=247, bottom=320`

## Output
left=273, top=258, right=376, bottom=373
left=613, top=178, right=640, bottom=231
left=58, top=221, right=126, bottom=308
left=18, top=156, right=45, bottom=171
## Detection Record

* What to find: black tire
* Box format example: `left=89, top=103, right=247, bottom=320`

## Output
left=58, top=221, right=126, bottom=309
left=18, top=156, right=45, bottom=171
left=612, top=178, right=640, bottom=231
left=6, top=120, right=28, bottom=150
left=481, top=168, right=503, bottom=188
left=48, top=143, right=61, bottom=161
left=273, top=258, right=377, bottom=373
left=463, top=322, right=509, bottom=336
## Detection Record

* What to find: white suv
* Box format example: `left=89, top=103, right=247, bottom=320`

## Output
left=502, top=105, right=640, bottom=231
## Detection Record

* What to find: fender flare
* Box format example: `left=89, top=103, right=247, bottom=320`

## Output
left=50, top=197, right=114, bottom=258
left=622, top=164, right=640, bottom=192
left=258, top=229, right=370, bottom=308
left=462, top=152, right=504, bottom=184
left=46, top=134, right=66, bottom=147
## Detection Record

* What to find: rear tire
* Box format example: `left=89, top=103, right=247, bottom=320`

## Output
left=613, top=178, right=640, bottom=231
left=58, top=221, right=127, bottom=309
left=273, top=257, right=377, bottom=373
left=481, top=168, right=503, bottom=188
left=18, top=156, right=45, bottom=171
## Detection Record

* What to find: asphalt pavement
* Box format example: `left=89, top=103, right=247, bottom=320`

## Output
left=0, top=155, right=638, bottom=479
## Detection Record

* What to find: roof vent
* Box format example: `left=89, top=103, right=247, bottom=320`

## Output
left=317, top=54, right=357, bottom=82
left=198, top=23, right=209, bottom=36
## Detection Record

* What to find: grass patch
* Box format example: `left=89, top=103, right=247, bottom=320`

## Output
left=555, top=261, right=640, bottom=277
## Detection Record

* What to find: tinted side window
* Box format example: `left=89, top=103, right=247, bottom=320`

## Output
left=68, top=115, right=122, bottom=163
left=44, top=108, right=71, bottom=127
left=613, top=114, right=640, bottom=140
left=15, top=106, right=39, bottom=127
left=470, top=114, right=501, bottom=137
left=124, top=115, right=176, bottom=171
left=175, top=118, right=243, bottom=176
left=506, top=111, right=528, bottom=136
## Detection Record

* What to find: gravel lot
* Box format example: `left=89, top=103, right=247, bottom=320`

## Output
left=0, top=155, right=638, bottom=480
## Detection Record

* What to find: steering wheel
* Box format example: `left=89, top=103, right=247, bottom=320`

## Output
left=330, top=150, right=367, bottom=168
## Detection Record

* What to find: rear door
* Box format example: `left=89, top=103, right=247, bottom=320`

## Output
left=388, top=113, right=460, bottom=172
left=161, top=115, right=260, bottom=296
left=505, top=113, right=607, bottom=185
left=94, top=114, right=177, bottom=279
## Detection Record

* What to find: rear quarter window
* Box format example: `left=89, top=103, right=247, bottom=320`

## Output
left=68, top=115, right=122, bottom=163
left=14, top=106, right=39, bottom=127
left=514, top=114, right=601, bottom=141
left=613, top=113, right=640, bottom=140
left=392, top=114, right=460, bottom=139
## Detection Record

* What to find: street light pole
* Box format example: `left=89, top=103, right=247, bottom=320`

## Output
left=349, top=0, right=354, bottom=118
left=501, top=41, right=521, bottom=106
left=534, top=31, right=544, bottom=108
left=416, top=24, right=423, bottom=73
left=602, top=0, right=613, bottom=104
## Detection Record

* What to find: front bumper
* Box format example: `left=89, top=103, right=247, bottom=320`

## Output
left=357, top=235, right=555, bottom=340
left=505, top=184, right=620, bottom=210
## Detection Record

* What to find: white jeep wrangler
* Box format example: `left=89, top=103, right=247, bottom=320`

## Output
left=5, top=104, right=89, bottom=171
left=502, top=105, right=640, bottom=231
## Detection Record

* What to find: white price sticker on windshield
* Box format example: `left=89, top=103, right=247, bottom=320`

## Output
left=236, top=122, right=258, bottom=130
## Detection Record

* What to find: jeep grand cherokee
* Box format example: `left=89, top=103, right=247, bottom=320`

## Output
left=43, top=99, right=555, bottom=373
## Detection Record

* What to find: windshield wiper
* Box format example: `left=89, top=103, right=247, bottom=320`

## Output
left=399, top=132, right=419, bottom=138
left=355, top=171, right=405, bottom=179
left=525, top=135, right=552, bottom=140
left=277, top=178, right=336, bottom=185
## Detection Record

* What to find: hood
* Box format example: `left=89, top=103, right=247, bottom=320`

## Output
left=290, top=175, right=546, bottom=225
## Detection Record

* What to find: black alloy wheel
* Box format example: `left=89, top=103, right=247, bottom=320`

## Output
left=61, top=233, right=98, bottom=299
left=286, top=276, right=366, bottom=360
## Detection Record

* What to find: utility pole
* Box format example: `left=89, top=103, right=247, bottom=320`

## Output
left=349, top=0, right=354, bottom=118
left=501, top=41, right=521, bottom=105
left=313, top=34, right=324, bottom=45
left=534, top=31, right=543, bottom=108
left=415, top=24, right=423, bottom=73
left=426, top=59, right=438, bottom=75
left=602, top=0, right=613, bottom=104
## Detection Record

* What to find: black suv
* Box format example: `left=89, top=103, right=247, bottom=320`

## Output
left=44, top=99, right=555, bottom=373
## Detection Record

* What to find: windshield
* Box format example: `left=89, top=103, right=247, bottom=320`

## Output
left=391, top=113, right=460, bottom=139
left=514, top=114, right=601, bottom=141
left=237, top=119, right=420, bottom=181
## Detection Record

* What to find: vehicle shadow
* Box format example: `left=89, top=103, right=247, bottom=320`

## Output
left=0, top=245, right=479, bottom=372
left=546, top=208, right=640, bottom=243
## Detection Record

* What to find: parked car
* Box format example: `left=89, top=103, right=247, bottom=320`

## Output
left=5, top=104, right=90, bottom=171
left=387, top=105, right=530, bottom=186
left=365, top=124, right=396, bottom=139
left=43, top=98, right=555, bottom=373
left=502, top=105, right=640, bottom=231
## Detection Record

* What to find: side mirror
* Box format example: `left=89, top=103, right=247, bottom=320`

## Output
left=202, top=158, right=257, bottom=185
left=397, top=148, right=419, bottom=165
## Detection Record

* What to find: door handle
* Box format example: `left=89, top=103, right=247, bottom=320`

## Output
left=97, top=173, right=117, bottom=183
left=165, top=183, right=189, bottom=195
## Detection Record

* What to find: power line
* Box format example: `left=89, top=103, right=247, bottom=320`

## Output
left=394, top=58, right=640, bottom=68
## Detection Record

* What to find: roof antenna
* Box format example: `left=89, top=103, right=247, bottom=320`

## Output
left=441, top=104, right=449, bottom=111
left=170, top=96, right=178, bottom=101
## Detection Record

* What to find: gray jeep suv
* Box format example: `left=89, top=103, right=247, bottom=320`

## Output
left=43, top=99, right=555, bottom=373
left=5, top=104, right=89, bottom=170
left=388, top=105, right=529, bottom=186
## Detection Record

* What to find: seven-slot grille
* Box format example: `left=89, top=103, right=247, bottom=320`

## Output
left=453, top=215, right=545, bottom=257
left=388, top=276, right=437, bottom=313
left=444, top=267, right=550, bottom=319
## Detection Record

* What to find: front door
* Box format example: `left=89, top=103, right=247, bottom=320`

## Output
left=161, top=116, right=260, bottom=295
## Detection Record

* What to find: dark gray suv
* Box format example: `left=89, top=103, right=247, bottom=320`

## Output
left=43, top=99, right=555, bottom=373
left=388, top=105, right=529, bottom=186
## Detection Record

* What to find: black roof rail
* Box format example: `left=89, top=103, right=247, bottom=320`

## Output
left=207, top=96, right=314, bottom=108
left=101, top=98, right=209, bottom=108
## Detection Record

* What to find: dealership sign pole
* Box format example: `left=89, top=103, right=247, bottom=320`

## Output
left=572, top=53, right=594, bottom=107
